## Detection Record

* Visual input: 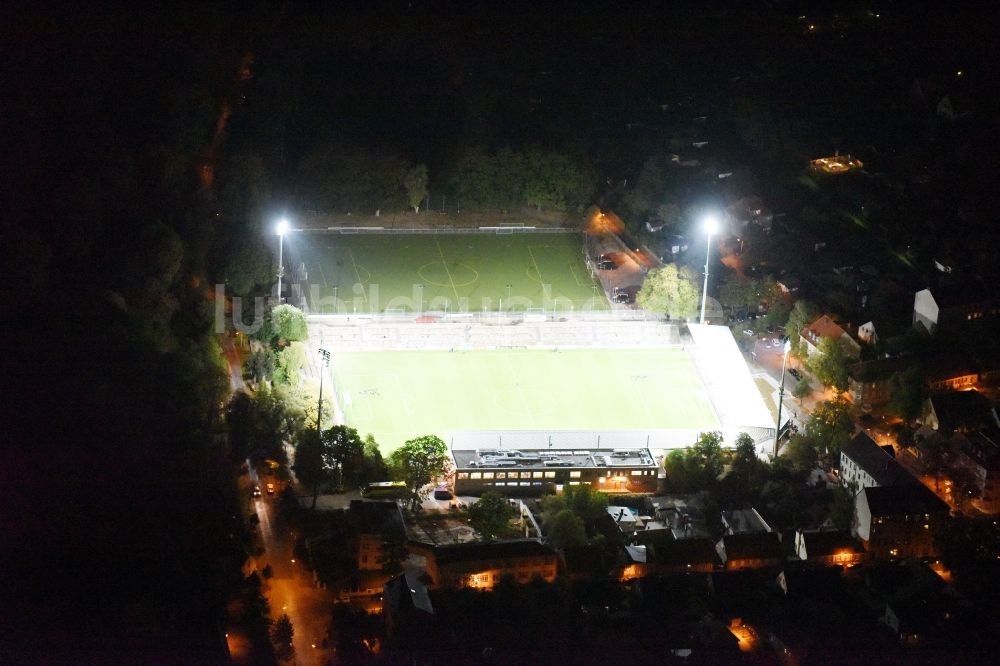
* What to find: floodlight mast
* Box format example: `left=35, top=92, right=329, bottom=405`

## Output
left=774, top=340, right=792, bottom=459
left=276, top=218, right=289, bottom=302
left=699, top=214, right=719, bottom=324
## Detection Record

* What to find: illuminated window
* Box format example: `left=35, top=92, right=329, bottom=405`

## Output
left=470, top=472, right=482, bottom=479
left=457, top=472, right=469, bottom=479
left=533, top=471, right=544, bottom=479
left=483, top=472, right=494, bottom=479
left=631, top=470, right=643, bottom=476
left=508, top=472, right=520, bottom=479
left=569, top=481, right=581, bottom=485
left=569, top=471, right=581, bottom=478
left=544, top=471, right=556, bottom=478
left=599, top=477, right=606, bottom=483
left=495, top=472, right=506, bottom=479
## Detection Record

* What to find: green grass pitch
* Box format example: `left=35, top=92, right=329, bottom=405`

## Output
left=293, top=232, right=607, bottom=313
left=332, top=348, right=718, bottom=451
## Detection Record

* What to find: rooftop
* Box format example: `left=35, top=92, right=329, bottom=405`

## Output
left=453, top=447, right=657, bottom=471
left=861, top=484, right=950, bottom=516
left=928, top=390, right=996, bottom=432
left=801, top=314, right=848, bottom=344
left=797, top=529, right=865, bottom=558
left=841, top=432, right=917, bottom=487
left=718, top=532, right=784, bottom=561
left=409, top=539, right=557, bottom=565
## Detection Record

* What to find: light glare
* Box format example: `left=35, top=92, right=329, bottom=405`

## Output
left=277, top=218, right=289, bottom=236
left=703, top=214, right=719, bottom=235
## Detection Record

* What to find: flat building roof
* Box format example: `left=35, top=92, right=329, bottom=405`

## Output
left=453, top=447, right=657, bottom=471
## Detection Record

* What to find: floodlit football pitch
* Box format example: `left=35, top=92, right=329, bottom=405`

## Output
left=332, top=348, right=719, bottom=451
left=293, top=232, right=608, bottom=313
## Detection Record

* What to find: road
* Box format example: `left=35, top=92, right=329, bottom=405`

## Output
left=222, top=334, right=246, bottom=393
left=226, top=340, right=336, bottom=665
left=253, top=473, right=337, bottom=665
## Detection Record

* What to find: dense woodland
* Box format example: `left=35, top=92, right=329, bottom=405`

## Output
left=3, top=1, right=1000, bottom=660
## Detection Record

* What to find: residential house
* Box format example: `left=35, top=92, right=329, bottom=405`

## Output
left=912, top=283, right=998, bottom=335
left=857, top=321, right=877, bottom=344
left=865, top=561, right=967, bottom=649
left=349, top=500, right=407, bottom=572
left=800, top=314, right=861, bottom=360
left=407, top=539, right=558, bottom=590
left=924, top=357, right=979, bottom=392
left=792, top=529, right=867, bottom=567
left=957, top=430, right=1000, bottom=514
left=383, top=568, right=434, bottom=644
left=726, top=195, right=773, bottom=233
left=715, top=533, right=784, bottom=570
left=840, top=432, right=918, bottom=490
left=853, top=484, right=950, bottom=560
left=847, top=358, right=911, bottom=406
left=647, top=537, right=719, bottom=573
left=607, top=506, right=640, bottom=533
left=720, top=508, right=772, bottom=535
left=921, top=390, right=997, bottom=433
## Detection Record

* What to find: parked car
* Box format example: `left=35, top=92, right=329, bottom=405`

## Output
left=252, top=485, right=262, bottom=497
left=433, top=488, right=454, bottom=501
left=789, top=368, right=803, bottom=380
left=266, top=482, right=275, bottom=495
left=743, top=329, right=754, bottom=336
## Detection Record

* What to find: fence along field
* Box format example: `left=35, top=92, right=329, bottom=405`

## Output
left=290, top=229, right=609, bottom=314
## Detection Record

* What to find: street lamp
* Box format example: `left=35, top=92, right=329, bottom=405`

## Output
left=774, top=339, right=792, bottom=459
left=276, top=218, right=289, bottom=302
left=700, top=214, right=719, bottom=324
left=317, top=348, right=331, bottom=432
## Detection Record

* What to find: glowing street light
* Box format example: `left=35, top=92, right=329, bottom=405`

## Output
left=276, top=218, right=289, bottom=302
left=699, top=214, right=719, bottom=324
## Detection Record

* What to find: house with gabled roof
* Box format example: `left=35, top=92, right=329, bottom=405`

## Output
left=793, top=529, right=867, bottom=567
left=800, top=314, right=861, bottom=360
left=840, top=432, right=918, bottom=490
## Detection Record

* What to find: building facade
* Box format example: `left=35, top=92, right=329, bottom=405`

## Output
left=453, top=448, right=659, bottom=496
left=408, top=540, right=558, bottom=590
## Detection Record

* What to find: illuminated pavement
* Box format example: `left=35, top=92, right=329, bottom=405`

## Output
left=254, top=489, right=337, bottom=665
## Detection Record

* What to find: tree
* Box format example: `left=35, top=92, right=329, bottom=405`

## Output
left=829, top=482, right=857, bottom=529
left=662, top=432, right=728, bottom=493
left=729, top=432, right=765, bottom=497
left=806, top=336, right=849, bottom=391
left=270, top=614, right=294, bottom=661
left=888, top=366, right=927, bottom=423
left=270, top=304, right=308, bottom=344
left=323, top=425, right=366, bottom=488
left=468, top=491, right=518, bottom=541
left=403, top=164, right=428, bottom=213
left=540, top=484, right=609, bottom=538
left=388, top=435, right=451, bottom=509
left=784, top=300, right=819, bottom=357
left=799, top=398, right=854, bottom=460
left=792, top=376, right=812, bottom=398
left=636, top=264, right=700, bottom=320
left=244, top=349, right=274, bottom=386
left=272, top=341, right=306, bottom=386
left=783, top=435, right=819, bottom=473
left=360, top=434, right=389, bottom=486
left=545, top=509, right=587, bottom=550
left=293, top=429, right=328, bottom=509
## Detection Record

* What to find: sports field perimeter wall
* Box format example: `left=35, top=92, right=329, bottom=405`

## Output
left=307, top=315, right=680, bottom=351
left=445, top=429, right=705, bottom=453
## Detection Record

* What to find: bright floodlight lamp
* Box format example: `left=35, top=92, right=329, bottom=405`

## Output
left=276, top=218, right=289, bottom=301
left=703, top=214, right=719, bottom=236
left=699, top=213, right=720, bottom=324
